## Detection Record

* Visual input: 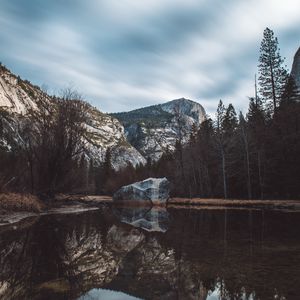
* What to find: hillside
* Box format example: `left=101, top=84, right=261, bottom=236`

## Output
left=0, top=64, right=146, bottom=170
left=112, top=98, right=206, bottom=160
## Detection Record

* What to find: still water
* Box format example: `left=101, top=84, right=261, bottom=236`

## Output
left=0, top=206, right=299, bottom=300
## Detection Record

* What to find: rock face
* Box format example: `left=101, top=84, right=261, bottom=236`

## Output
left=0, top=64, right=207, bottom=168
left=113, top=177, right=170, bottom=205
left=0, top=64, right=146, bottom=170
left=291, top=47, right=300, bottom=90
left=0, top=64, right=207, bottom=167
left=111, top=98, right=206, bottom=161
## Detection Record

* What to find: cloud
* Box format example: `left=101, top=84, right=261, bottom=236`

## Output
left=0, top=0, right=300, bottom=115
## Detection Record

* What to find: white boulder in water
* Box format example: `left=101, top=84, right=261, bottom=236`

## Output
left=113, top=177, right=170, bottom=205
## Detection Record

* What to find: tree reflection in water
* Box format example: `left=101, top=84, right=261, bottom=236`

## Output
left=0, top=207, right=299, bottom=299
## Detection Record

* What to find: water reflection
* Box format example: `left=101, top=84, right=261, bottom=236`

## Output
left=0, top=208, right=299, bottom=299
left=113, top=206, right=169, bottom=232
left=79, top=288, right=142, bottom=300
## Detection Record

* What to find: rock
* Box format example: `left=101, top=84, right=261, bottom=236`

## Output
left=113, top=177, right=170, bottom=205
left=111, top=98, right=206, bottom=161
left=291, top=47, right=300, bottom=90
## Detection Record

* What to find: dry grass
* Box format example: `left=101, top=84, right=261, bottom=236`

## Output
left=0, top=193, right=44, bottom=212
left=37, top=279, right=70, bottom=293
left=168, top=197, right=300, bottom=208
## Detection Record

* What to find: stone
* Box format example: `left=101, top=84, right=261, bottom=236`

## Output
left=112, top=98, right=206, bottom=161
left=113, top=177, right=170, bottom=205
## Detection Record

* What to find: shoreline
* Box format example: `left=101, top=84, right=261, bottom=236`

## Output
left=1, top=194, right=300, bottom=226
left=0, top=204, right=101, bottom=227
left=0, top=193, right=111, bottom=227
left=168, top=198, right=300, bottom=210
left=56, top=195, right=300, bottom=208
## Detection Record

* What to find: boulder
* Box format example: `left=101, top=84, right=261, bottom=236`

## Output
left=113, top=177, right=170, bottom=205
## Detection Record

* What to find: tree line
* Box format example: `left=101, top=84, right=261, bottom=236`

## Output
left=108, top=28, right=300, bottom=200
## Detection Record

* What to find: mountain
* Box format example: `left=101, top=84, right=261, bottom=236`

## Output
left=291, top=47, right=300, bottom=90
left=0, top=64, right=207, bottom=167
left=0, top=64, right=146, bottom=170
left=111, top=98, right=206, bottom=160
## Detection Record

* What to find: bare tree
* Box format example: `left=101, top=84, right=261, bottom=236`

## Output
left=19, top=88, right=90, bottom=196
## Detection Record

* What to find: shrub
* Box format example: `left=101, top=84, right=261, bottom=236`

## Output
left=0, top=193, right=44, bottom=212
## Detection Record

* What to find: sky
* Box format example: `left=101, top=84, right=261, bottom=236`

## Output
left=0, top=0, right=300, bottom=115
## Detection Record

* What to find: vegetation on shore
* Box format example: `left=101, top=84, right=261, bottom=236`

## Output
left=0, top=193, right=44, bottom=213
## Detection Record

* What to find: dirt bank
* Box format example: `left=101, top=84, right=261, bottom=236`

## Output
left=0, top=193, right=105, bottom=226
left=168, top=198, right=300, bottom=210
left=0, top=193, right=44, bottom=213
left=2, top=194, right=300, bottom=226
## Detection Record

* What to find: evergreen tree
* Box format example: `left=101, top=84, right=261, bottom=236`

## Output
left=247, top=97, right=266, bottom=199
left=222, top=103, right=239, bottom=198
left=195, top=118, right=216, bottom=197
left=258, top=27, right=288, bottom=112
left=238, top=112, right=252, bottom=199
left=215, top=100, right=228, bottom=198
left=222, top=103, right=238, bottom=136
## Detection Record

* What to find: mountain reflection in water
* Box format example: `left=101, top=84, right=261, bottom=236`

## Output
left=0, top=207, right=299, bottom=300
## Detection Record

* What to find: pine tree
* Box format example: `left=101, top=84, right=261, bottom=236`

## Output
left=222, top=103, right=238, bottom=136
left=215, top=100, right=228, bottom=198
left=247, top=97, right=266, bottom=199
left=196, top=118, right=215, bottom=197
left=222, top=103, right=239, bottom=198
left=239, top=112, right=252, bottom=199
left=258, top=27, right=288, bottom=112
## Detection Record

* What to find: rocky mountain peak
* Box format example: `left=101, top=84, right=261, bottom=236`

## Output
left=112, top=98, right=206, bottom=161
left=0, top=64, right=43, bottom=114
left=291, top=46, right=300, bottom=89
left=160, top=98, right=206, bottom=125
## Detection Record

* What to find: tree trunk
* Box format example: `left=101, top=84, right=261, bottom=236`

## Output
left=258, top=151, right=264, bottom=200
left=221, top=149, right=227, bottom=199
left=245, top=143, right=252, bottom=199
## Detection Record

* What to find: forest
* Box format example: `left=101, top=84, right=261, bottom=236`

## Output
left=96, top=28, right=300, bottom=200
left=1, top=28, right=300, bottom=200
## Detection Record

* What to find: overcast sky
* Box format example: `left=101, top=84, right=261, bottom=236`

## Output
left=1, top=0, right=300, bottom=115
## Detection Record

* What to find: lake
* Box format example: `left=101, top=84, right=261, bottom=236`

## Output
left=0, top=206, right=299, bottom=299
